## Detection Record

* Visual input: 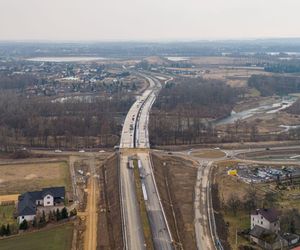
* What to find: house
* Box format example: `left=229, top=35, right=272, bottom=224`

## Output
left=18, top=187, right=65, bottom=224
left=249, top=208, right=300, bottom=249
left=251, top=208, right=280, bottom=233
left=249, top=225, right=288, bottom=250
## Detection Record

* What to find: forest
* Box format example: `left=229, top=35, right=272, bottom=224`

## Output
left=248, top=75, right=300, bottom=96
left=0, top=74, right=37, bottom=90
left=149, top=78, right=243, bottom=145
left=0, top=92, right=133, bottom=151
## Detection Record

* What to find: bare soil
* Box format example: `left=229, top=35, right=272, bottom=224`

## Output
left=151, top=152, right=197, bottom=250
left=97, top=153, right=123, bottom=250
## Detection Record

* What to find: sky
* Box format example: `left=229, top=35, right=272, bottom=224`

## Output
left=0, top=0, right=299, bottom=41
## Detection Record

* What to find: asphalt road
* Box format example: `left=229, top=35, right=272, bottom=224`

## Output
left=138, top=152, right=173, bottom=250
left=119, top=73, right=173, bottom=250
left=120, top=153, right=146, bottom=250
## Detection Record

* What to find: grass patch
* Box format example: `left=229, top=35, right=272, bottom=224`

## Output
left=246, top=88, right=261, bottom=97
left=0, top=223, right=73, bottom=250
left=0, top=205, right=17, bottom=226
left=192, top=149, right=225, bottom=159
left=132, top=160, right=154, bottom=250
left=0, top=162, right=71, bottom=195
left=222, top=210, right=251, bottom=250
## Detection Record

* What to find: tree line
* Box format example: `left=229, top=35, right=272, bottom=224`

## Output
left=248, top=75, right=300, bottom=96
left=265, top=61, right=300, bottom=73
left=0, top=92, right=134, bottom=151
left=19, top=207, right=76, bottom=231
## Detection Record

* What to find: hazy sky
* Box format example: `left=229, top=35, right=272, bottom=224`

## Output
left=0, top=0, right=299, bottom=41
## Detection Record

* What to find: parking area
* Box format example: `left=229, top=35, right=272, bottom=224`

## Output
left=228, top=163, right=300, bottom=184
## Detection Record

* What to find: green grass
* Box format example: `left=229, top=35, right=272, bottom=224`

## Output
left=133, top=160, right=154, bottom=250
left=246, top=87, right=261, bottom=97
left=0, top=205, right=17, bottom=226
left=0, top=223, right=73, bottom=250
left=222, top=210, right=250, bottom=250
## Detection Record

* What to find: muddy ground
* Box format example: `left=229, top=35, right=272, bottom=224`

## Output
left=151, top=152, right=197, bottom=250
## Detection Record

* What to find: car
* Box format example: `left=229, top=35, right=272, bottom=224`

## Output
left=79, top=150, right=85, bottom=153
left=54, top=149, right=62, bottom=153
left=214, top=147, right=220, bottom=150
left=99, top=150, right=106, bottom=153
left=265, top=147, right=271, bottom=151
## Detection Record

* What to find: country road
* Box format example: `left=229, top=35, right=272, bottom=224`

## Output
left=84, top=157, right=98, bottom=250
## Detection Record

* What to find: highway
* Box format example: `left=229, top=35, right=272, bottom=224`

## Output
left=119, top=72, right=173, bottom=250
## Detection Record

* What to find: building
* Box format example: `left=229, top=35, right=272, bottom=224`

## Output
left=249, top=225, right=288, bottom=250
left=18, top=187, right=65, bottom=224
left=251, top=208, right=280, bottom=233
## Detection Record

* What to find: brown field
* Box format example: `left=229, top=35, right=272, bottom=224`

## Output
left=152, top=152, right=198, bottom=250
left=0, top=161, right=71, bottom=195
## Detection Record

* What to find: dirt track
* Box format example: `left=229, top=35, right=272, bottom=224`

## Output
left=83, top=158, right=98, bottom=250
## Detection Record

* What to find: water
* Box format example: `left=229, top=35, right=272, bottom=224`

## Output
left=279, top=125, right=300, bottom=132
left=165, top=57, right=190, bottom=62
left=26, top=57, right=108, bottom=62
left=216, top=96, right=298, bottom=125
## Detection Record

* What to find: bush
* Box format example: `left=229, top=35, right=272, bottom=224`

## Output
left=19, top=219, right=28, bottom=230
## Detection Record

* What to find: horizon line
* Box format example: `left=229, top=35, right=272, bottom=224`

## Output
left=1, top=36, right=300, bottom=44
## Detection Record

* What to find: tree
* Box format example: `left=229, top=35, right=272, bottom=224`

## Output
left=61, top=207, right=68, bottom=219
left=227, top=193, right=241, bottom=216
left=56, top=209, right=62, bottom=221
left=48, top=210, right=55, bottom=222
left=32, top=217, right=37, bottom=228
left=70, top=208, right=77, bottom=217
left=39, top=211, right=46, bottom=227
left=280, top=209, right=300, bottom=234
left=263, top=192, right=277, bottom=208
left=6, top=224, right=10, bottom=236
left=243, top=187, right=258, bottom=213
left=19, top=220, right=28, bottom=230
left=0, top=224, right=6, bottom=236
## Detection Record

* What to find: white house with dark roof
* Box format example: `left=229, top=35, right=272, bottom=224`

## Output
left=251, top=208, right=280, bottom=233
left=18, top=187, right=65, bottom=224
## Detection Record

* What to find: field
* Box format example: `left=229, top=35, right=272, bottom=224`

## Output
left=0, top=223, right=73, bottom=250
left=0, top=161, right=71, bottom=195
left=152, top=152, right=198, bottom=249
